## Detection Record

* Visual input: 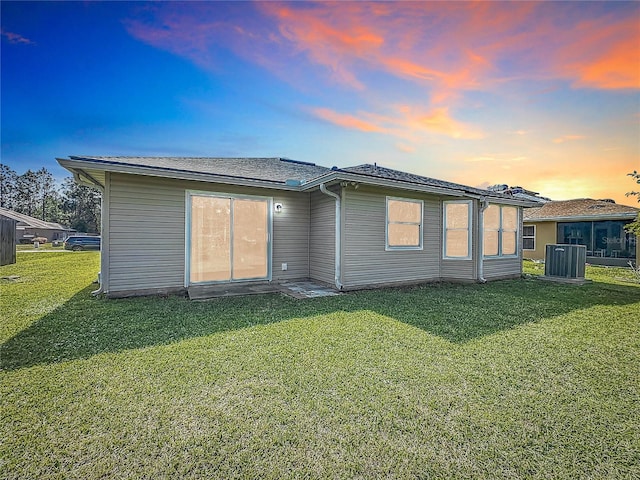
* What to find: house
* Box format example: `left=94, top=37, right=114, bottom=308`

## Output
left=57, top=156, right=535, bottom=298
left=0, top=207, right=74, bottom=244
left=523, top=199, right=639, bottom=266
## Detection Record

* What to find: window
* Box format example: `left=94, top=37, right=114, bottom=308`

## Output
left=443, top=200, right=471, bottom=258
left=483, top=205, right=518, bottom=257
left=523, top=225, right=535, bottom=250
left=386, top=197, right=423, bottom=250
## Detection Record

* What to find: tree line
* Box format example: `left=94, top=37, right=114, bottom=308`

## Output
left=0, top=165, right=101, bottom=233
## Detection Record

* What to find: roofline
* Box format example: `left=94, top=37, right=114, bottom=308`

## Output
left=524, top=213, right=638, bottom=222
left=301, top=171, right=537, bottom=206
left=57, top=156, right=536, bottom=206
left=57, top=157, right=303, bottom=191
left=0, top=208, right=68, bottom=229
left=300, top=171, right=470, bottom=197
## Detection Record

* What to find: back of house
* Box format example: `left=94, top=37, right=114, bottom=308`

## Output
left=58, top=156, right=534, bottom=297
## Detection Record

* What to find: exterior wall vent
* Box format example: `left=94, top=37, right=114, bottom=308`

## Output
left=544, top=244, right=586, bottom=279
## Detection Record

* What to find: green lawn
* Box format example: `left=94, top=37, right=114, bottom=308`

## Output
left=2, top=253, right=639, bottom=479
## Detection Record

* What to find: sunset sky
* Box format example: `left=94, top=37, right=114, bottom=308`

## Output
left=2, top=1, right=639, bottom=204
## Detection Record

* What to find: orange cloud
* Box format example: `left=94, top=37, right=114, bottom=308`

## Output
left=553, top=135, right=586, bottom=144
left=258, top=1, right=501, bottom=101
left=396, top=143, right=416, bottom=153
left=261, top=1, right=639, bottom=96
left=572, top=37, right=640, bottom=90
left=312, top=108, right=386, bottom=133
left=312, top=105, right=482, bottom=140
left=465, top=155, right=527, bottom=163
left=263, top=3, right=385, bottom=89
left=125, top=2, right=640, bottom=97
left=556, top=17, right=640, bottom=90
left=407, top=107, right=483, bottom=139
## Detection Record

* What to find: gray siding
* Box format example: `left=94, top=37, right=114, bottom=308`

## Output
left=309, top=189, right=335, bottom=285
left=341, top=186, right=441, bottom=288
left=483, top=258, right=522, bottom=279
left=108, top=174, right=185, bottom=292
left=271, top=192, right=310, bottom=282
left=107, top=173, right=310, bottom=294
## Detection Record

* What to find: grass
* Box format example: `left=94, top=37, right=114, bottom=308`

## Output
left=2, top=253, right=639, bottom=479
left=16, top=243, right=64, bottom=251
left=523, top=258, right=640, bottom=284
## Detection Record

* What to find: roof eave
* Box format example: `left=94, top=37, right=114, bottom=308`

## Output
left=57, top=158, right=302, bottom=191
left=301, top=171, right=475, bottom=198
left=488, top=198, right=540, bottom=207
left=524, top=213, right=638, bottom=222
left=302, top=172, right=537, bottom=206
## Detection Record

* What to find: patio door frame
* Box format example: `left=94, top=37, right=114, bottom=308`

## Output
left=185, top=190, right=273, bottom=287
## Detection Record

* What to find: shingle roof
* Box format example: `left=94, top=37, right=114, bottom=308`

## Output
left=60, top=156, right=534, bottom=205
left=68, top=156, right=331, bottom=184
left=524, top=198, right=639, bottom=220
left=0, top=207, right=67, bottom=229
left=340, top=164, right=513, bottom=199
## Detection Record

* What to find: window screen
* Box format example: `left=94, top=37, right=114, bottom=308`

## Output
left=387, top=198, right=423, bottom=249
left=444, top=201, right=470, bottom=258
left=483, top=205, right=518, bottom=257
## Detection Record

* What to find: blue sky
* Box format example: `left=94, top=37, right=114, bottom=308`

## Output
left=2, top=1, right=639, bottom=204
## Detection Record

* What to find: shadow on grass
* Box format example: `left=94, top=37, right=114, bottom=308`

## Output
left=2, top=278, right=639, bottom=371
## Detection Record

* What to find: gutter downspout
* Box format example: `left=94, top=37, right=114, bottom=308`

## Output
left=73, top=169, right=105, bottom=296
left=319, top=183, right=343, bottom=290
left=92, top=189, right=105, bottom=296
left=477, top=197, right=489, bottom=283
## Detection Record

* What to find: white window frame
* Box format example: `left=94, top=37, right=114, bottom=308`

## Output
left=483, top=204, right=519, bottom=258
left=523, top=224, right=536, bottom=251
left=443, top=200, right=472, bottom=260
left=385, top=196, right=423, bottom=251
left=184, top=190, right=273, bottom=287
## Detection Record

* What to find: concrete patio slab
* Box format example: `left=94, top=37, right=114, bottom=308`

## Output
left=188, top=280, right=340, bottom=300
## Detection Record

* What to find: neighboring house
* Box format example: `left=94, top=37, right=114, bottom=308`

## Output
left=0, top=207, right=74, bottom=243
left=523, top=199, right=639, bottom=266
left=57, top=156, right=535, bottom=298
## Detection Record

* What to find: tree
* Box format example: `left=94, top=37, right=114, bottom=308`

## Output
left=34, top=167, right=56, bottom=221
left=624, top=171, right=640, bottom=236
left=0, top=164, right=18, bottom=209
left=1, top=166, right=101, bottom=231
left=44, top=188, right=65, bottom=224
left=14, top=169, right=39, bottom=217
left=61, top=178, right=101, bottom=233
left=11, top=168, right=59, bottom=220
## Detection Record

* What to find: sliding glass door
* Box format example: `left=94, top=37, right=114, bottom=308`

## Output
left=188, top=193, right=270, bottom=284
left=231, top=198, right=269, bottom=280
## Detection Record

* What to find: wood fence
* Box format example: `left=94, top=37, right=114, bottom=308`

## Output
left=0, top=217, right=17, bottom=266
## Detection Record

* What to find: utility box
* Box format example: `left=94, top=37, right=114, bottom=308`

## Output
left=544, top=244, right=586, bottom=279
